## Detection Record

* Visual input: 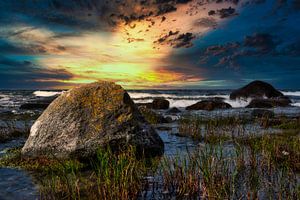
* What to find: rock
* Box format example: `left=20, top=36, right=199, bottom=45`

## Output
left=166, top=107, right=181, bottom=114
left=139, top=106, right=172, bottom=124
left=136, top=103, right=153, bottom=109
left=152, top=98, right=170, bottom=110
left=20, top=96, right=59, bottom=110
left=21, top=81, right=164, bottom=159
left=0, top=128, right=27, bottom=143
left=251, top=109, right=275, bottom=118
left=246, top=97, right=291, bottom=108
left=186, top=100, right=232, bottom=111
left=230, top=80, right=284, bottom=100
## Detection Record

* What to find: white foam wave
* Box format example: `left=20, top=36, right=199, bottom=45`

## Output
left=224, top=98, right=252, bottom=108
left=33, top=91, right=62, bottom=97
left=128, top=92, right=228, bottom=100
left=281, top=91, right=300, bottom=97
left=292, top=102, right=300, bottom=107
left=133, top=96, right=251, bottom=108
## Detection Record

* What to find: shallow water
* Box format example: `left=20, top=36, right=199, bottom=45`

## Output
left=0, top=138, right=38, bottom=200
left=0, top=125, right=199, bottom=199
left=0, top=168, right=38, bottom=200
left=0, top=89, right=299, bottom=199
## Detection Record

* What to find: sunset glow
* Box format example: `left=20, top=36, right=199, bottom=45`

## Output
left=1, top=0, right=299, bottom=89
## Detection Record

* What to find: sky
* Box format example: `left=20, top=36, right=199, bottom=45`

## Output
left=0, top=0, right=300, bottom=89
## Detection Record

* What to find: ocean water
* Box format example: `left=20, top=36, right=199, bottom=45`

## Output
left=0, top=89, right=299, bottom=122
left=1, top=89, right=300, bottom=111
left=0, top=89, right=300, bottom=198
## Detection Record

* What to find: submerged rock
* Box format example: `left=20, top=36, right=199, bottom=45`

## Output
left=136, top=102, right=153, bottom=109
left=21, top=81, right=164, bottom=159
left=230, top=80, right=284, bottom=100
left=247, top=97, right=291, bottom=108
left=139, top=106, right=172, bottom=124
left=166, top=107, right=181, bottom=114
left=152, top=98, right=170, bottom=109
left=186, top=99, right=232, bottom=111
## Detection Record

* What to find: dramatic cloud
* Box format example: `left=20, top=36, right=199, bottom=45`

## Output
left=0, top=0, right=299, bottom=89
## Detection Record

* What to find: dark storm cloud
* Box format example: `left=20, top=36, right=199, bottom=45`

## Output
left=0, top=0, right=194, bottom=34
left=0, top=40, right=29, bottom=55
left=208, top=7, right=237, bottom=18
left=0, top=56, right=74, bottom=88
left=196, top=33, right=282, bottom=68
left=154, top=31, right=195, bottom=48
left=244, top=33, right=277, bottom=53
left=0, top=39, right=65, bottom=55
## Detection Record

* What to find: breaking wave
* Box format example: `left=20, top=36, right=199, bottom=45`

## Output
left=281, top=91, right=300, bottom=97
left=128, top=91, right=251, bottom=108
left=33, top=91, right=62, bottom=97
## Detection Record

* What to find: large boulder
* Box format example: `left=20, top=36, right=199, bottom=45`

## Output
left=230, top=81, right=284, bottom=100
left=186, top=99, right=232, bottom=111
left=152, top=98, right=170, bottom=110
left=21, top=81, right=164, bottom=159
left=246, top=97, right=291, bottom=108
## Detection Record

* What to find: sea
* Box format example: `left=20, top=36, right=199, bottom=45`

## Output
left=0, top=89, right=300, bottom=198
left=1, top=89, right=300, bottom=117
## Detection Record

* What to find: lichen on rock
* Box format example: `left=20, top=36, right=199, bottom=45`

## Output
left=21, top=81, right=164, bottom=159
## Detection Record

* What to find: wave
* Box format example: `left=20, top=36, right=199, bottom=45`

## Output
left=224, top=98, right=252, bottom=108
left=128, top=92, right=228, bottom=100
left=132, top=95, right=252, bottom=108
left=292, top=102, right=300, bottom=107
left=281, top=91, right=300, bottom=97
left=33, top=91, right=62, bottom=97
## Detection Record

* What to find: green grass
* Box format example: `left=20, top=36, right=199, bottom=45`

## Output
left=236, top=131, right=300, bottom=172
left=1, top=114, right=299, bottom=199
left=160, top=142, right=299, bottom=199
left=0, top=146, right=159, bottom=200
left=178, top=115, right=246, bottom=142
left=274, top=118, right=300, bottom=130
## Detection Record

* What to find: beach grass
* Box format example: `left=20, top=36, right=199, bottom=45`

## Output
left=0, top=114, right=299, bottom=199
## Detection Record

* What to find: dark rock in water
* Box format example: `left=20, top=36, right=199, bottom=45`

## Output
left=251, top=109, right=275, bottom=118
left=136, top=102, right=153, bottom=109
left=186, top=99, right=232, bottom=111
left=21, top=81, right=164, bottom=159
left=20, top=95, right=59, bottom=110
left=0, top=125, right=29, bottom=143
left=167, top=107, right=181, bottom=114
left=152, top=98, right=170, bottom=109
left=246, top=97, right=291, bottom=108
left=139, top=106, right=172, bottom=124
left=230, top=80, right=284, bottom=100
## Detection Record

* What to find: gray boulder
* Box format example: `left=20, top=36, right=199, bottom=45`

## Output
left=21, top=81, right=164, bottom=158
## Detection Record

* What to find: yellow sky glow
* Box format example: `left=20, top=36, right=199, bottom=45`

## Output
left=5, top=1, right=235, bottom=89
